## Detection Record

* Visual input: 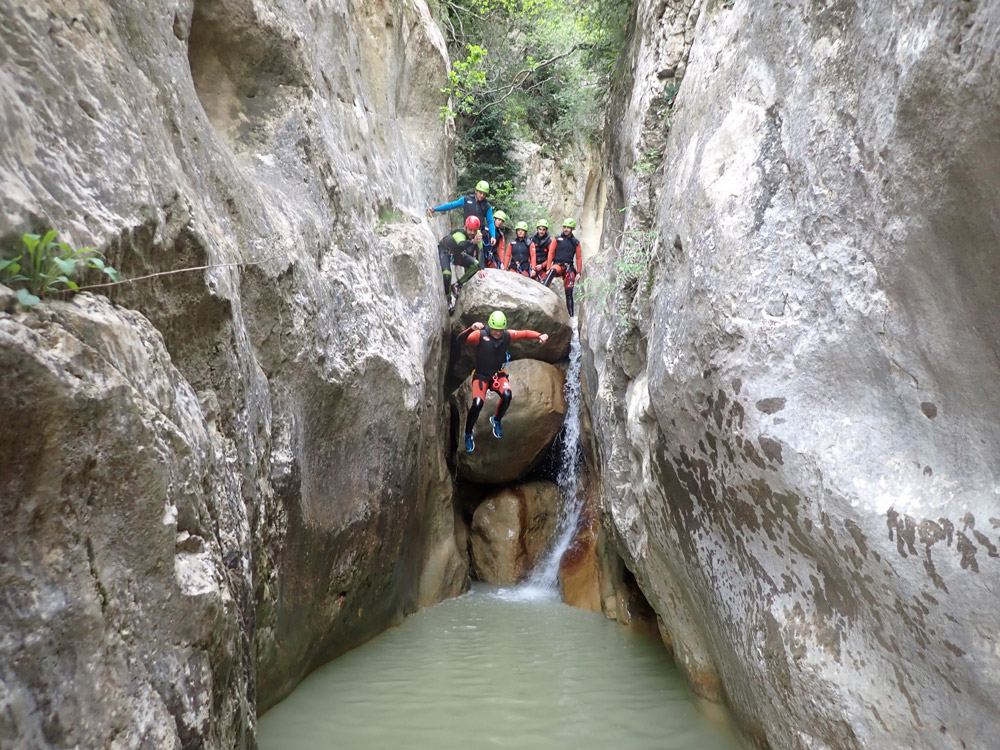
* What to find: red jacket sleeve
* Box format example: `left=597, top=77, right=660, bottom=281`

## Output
left=456, top=327, right=483, bottom=345
left=507, top=329, right=542, bottom=341
left=545, top=237, right=557, bottom=267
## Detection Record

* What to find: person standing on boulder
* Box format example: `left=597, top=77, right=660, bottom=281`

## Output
left=543, top=218, right=583, bottom=316
left=503, top=221, right=533, bottom=276
left=426, top=180, right=497, bottom=250
left=529, top=220, right=555, bottom=280
left=487, top=210, right=508, bottom=269
left=455, top=311, right=548, bottom=453
left=439, top=216, right=486, bottom=314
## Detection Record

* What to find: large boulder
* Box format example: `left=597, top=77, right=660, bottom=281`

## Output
left=450, top=269, right=572, bottom=380
left=470, top=482, right=560, bottom=584
left=452, top=359, right=566, bottom=483
left=585, top=1, right=1000, bottom=748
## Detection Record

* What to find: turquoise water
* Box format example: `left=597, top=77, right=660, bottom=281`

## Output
left=258, top=585, right=742, bottom=749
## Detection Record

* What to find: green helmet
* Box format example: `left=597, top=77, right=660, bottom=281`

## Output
left=488, top=310, right=507, bottom=330
left=475, top=180, right=490, bottom=194
left=562, top=217, right=576, bottom=229
left=537, top=219, right=549, bottom=229
left=515, top=221, right=529, bottom=231
left=493, top=210, right=508, bottom=222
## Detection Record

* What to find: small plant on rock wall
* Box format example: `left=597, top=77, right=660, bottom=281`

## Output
left=633, top=148, right=661, bottom=175
left=578, top=227, right=659, bottom=327
left=0, top=230, right=119, bottom=307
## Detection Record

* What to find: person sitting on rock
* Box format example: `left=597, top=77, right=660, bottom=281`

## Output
left=543, top=218, right=583, bottom=316
left=439, top=216, right=486, bottom=314
left=426, top=180, right=497, bottom=250
left=529, top=220, right=555, bottom=280
left=456, top=311, right=548, bottom=452
left=503, top=221, right=533, bottom=276
left=486, top=210, right=508, bottom=269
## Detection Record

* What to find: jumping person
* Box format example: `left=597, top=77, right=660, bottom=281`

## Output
left=439, top=216, right=485, bottom=314
left=488, top=210, right=508, bottom=269
left=529, top=220, right=555, bottom=280
left=426, top=180, right=497, bottom=249
left=504, top=221, right=533, bottom=276
left=543, top=218, right=583, bottom=316
left=455, top=311, right=549, bottom=452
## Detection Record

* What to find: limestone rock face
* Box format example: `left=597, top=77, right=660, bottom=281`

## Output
left=469, top=482, right=560, bottom=585
left=584, top=2, right=1000, bottom=748
left=450, top=268, right=572, bottom=380
left=0, top=293, right=248, bottom=749
left=0, top=0, right=465, bottom=745
left=508, top=137, right=605, bottom=266
left=452, top=359, right=566, bottom=484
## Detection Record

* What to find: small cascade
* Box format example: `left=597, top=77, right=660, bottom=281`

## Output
left=527, top=320, right=585, bottom=589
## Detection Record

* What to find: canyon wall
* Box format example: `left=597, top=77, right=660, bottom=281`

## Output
left=584, top=1, right=1000, bottom=748
left=0, top=0, right=467, bottom=746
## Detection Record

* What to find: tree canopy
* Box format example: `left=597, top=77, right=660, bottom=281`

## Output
left=432, top=0, right=633, bottom=208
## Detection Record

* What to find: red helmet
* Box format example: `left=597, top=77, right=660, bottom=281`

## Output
left=464, top=215, right=481, bottom=231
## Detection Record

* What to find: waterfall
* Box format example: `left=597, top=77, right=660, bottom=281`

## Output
left=526, top=321, right=585, bottom=589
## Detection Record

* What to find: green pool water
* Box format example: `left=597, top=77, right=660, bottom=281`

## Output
left=258, top=584, right=742, bottom=749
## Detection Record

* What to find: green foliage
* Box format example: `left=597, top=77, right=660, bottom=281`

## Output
left=578, top=229, right=658, bottom=327
left=1, top=230, right=119, bottom=307
left=437, top=1, right=634, bottom=227
left=440, top=44, right=489, bottom=120
left=438, top=0, right=633, bottom=144
left=633, top=148, right=661, bottom=174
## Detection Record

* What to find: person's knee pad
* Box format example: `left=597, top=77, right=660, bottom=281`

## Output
left=500, top=390, right=512, bottom=406
left=472, top=397, right=485, bottom=410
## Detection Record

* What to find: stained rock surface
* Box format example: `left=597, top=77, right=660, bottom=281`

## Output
left=469, top=482, right=560, bottom=585
left=452, top=359, right=566, bottom=484
left=0, top=0, right=465, bottom=747
left=584, top=2, right=1000, bottom=749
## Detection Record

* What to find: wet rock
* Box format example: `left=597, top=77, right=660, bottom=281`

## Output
left=470, top=482, right=560, bottom=584
left=558, top=500, right=602, bottom=612
left=450, top=269, right=572, bottom=380
left=585, top=1, right=1000, bottom=747
left=452, top=359, right=566, bottom=484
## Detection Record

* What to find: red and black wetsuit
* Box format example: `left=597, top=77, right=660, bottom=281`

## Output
left=486, top=224, right=505, bottom=269
left=456, top=325, right=543, bottom=434
left=529, top=232, right=555, bottom=277
left=505, top=237, right=532, bottom=276
left=543, top=232, right=583, bottom=315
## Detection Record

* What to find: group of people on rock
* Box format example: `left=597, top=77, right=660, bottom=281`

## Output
left=426, top=179, right=577, bottom=453
left=427, top=180, right=583, bottom=317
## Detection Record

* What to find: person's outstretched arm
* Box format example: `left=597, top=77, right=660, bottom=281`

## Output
left=456, top=322, right=484, bottom=344
left=508, top=329, right=549, bottom=343
left=428, top=197, right=464, bottom=214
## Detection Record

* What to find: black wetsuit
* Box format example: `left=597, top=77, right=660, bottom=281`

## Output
left=507, top=238, right=531, bottom=274
left=438, top=230, right=480, bottom=296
